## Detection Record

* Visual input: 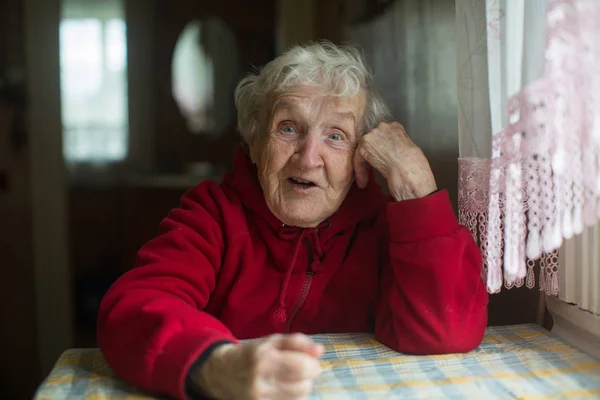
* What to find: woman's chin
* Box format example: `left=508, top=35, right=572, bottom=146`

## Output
left=269, top=190, right=338, bottom=228
left=276, top=204, right=328, bottom=228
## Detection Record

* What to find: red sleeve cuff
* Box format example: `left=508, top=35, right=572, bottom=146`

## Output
left=152, top=328, right=238, bottom=400
left=387, top=189, right=459, bottom=242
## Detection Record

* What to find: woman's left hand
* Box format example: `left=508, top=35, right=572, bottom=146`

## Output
left=353, top=121, right=437, bottom=201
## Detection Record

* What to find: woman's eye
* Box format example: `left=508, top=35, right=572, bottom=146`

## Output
left=329, top=133, right=343, bottom=141
left=280, top=124, right=296, bottom=134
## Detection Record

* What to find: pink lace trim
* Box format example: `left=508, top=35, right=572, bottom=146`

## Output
left=459, top=158, right=559, bottom=294
left=459, top=0, right=600, bottom=295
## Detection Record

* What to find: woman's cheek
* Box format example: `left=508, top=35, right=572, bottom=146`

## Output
left=326, top=137, right=354, bottom=152
left=260, top=138, right=293, bottom=175
left=327, top=153, right=355, bottom=186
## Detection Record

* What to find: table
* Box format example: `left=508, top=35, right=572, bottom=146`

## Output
left=35, top=324, right=600, bottom=399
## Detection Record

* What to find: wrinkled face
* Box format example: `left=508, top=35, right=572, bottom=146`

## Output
left=249, top=85, right=365, bottom=228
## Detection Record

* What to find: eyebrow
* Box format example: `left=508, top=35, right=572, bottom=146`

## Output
left=330, top=111, right=356, bottom=125
left=271, top=99, right=295, bottom=113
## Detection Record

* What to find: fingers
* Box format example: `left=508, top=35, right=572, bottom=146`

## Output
left=275, top=333, right=324, bottom=358
left=249, top=334, right=324, bottom=400
left=272, top=350, right=322, bottom=381
left=354, top=121, right=403, bottom=189
left=258, top=345, right=322, bottom=381
left=275, top=379, right=314, bottom=398
left=353, top=145, right=370, bottom=189
left=353, top=121, right=424, bottom=191
left=255, top=377, right=314, bottom=400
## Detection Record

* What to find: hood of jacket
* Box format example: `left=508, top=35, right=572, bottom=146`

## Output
left=222, top=146, right=389, bottom=323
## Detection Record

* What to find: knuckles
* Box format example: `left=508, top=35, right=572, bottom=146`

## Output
left=375, top=121, right=405, bottom=132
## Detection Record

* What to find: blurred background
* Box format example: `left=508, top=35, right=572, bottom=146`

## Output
left=0, top=0, right=544, bottom=398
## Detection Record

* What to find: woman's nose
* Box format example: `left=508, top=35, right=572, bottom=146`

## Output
left=294, top=135, right=324, bottom=169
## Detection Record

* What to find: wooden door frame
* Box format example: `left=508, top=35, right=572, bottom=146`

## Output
left=24, top=0, right=74, bottom=377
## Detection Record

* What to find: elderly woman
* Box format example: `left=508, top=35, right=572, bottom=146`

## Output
left=98, top=42, right=488, bottom=400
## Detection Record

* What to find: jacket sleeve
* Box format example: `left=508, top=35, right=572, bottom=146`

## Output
left=97, top=184, right=238, bottom=400
left=375, top=190, right=488, bottom=354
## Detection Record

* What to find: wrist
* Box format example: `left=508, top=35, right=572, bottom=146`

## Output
left=190, top=343, right=236, bottom=398
left=388, top=172, right=437, bottom=202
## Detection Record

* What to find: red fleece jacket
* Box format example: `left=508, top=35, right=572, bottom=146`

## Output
left=97, top=148, right=488, bottom=399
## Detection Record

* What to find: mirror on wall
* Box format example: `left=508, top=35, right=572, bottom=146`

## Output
left=171, top=17, right=241, bottom=137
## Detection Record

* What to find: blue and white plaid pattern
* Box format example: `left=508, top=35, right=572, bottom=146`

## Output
left=35, top=324, right=600, bottom=399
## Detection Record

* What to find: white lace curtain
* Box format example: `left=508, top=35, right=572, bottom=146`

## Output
left=457, top=0, right=600, bottom=295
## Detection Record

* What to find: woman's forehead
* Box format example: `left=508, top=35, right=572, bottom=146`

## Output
left=270, top=87, right=365, bottom=121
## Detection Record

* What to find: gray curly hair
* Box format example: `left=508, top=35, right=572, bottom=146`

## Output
left=234, top=41, right=392, bottom=145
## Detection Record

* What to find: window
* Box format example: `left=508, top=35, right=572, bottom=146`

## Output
left=59, top=0, right=128, bottom=163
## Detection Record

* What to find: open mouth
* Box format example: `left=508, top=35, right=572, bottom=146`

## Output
left=288, top=177, right=316, bottom=187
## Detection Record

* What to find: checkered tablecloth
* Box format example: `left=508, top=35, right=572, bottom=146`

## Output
left=35, top=324, right=600, bottom=399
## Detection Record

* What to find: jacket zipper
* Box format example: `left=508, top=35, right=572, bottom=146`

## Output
left=285, top=246, right=315, bottom=332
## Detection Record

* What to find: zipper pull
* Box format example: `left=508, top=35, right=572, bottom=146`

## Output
left=309, top=259, right=322, bottom=274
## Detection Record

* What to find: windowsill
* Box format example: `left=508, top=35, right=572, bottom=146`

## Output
left=66, top=164, right=223, bottom=190
left=123, top=172, right=224, bottom=189
left=66, top=161, right=125, bottom=187
left=547, top=296, right=600, bottom=360
left=66, top=158, right=225, bottom=189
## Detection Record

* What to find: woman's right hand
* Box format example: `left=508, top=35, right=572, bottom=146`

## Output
left=191, top=333, right=324, bottom=400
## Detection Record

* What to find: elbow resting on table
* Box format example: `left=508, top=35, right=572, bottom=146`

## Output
left=427, top=324, right=486, bottom=355
left=377, top=305, right=488, bottom=355
left=380, top=324, right=486, bottom=355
